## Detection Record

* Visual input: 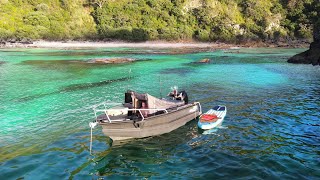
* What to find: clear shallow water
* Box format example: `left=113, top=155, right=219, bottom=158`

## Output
left=0, top=47, right=319, bottom=179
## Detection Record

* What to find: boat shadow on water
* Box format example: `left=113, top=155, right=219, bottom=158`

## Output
left=90, top=118, right=230, bottom=178
left=91, top=119, right=200, bottom=177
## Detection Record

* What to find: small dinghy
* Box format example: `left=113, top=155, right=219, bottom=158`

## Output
left=198, top=105, right=227, bottom=130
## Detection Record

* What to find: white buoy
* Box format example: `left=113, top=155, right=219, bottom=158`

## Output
left=89, top=122, right=98, bottom=154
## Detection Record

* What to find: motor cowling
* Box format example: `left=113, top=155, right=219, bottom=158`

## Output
left=175, top=90, right=188, bottom=104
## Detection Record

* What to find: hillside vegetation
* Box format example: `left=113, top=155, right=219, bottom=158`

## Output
left=0, top=0, right=319, bottom=42
left=0, top=0, right=96, bottom=40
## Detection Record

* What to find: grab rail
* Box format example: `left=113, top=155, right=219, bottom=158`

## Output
left=93, top=102, right=168, bottom=123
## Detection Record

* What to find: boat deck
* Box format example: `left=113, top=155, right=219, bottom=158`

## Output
left=96, top=104, right=190, bottom=123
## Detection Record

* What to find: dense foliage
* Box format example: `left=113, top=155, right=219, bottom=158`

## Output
left=0, top=0, right=319, bottom=42
left=0, top=0, right=96, bottom=40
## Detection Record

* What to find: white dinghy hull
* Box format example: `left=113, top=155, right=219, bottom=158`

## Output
left=198, top=105, right=227, bottom=130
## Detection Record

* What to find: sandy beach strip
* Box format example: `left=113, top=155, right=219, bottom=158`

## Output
left=2, top=40, right=235, bottom=49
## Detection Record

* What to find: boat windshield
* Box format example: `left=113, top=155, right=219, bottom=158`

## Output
left=213, top=106, right=225, bottom=111
left=219, top=107, right=225, bottom=111
left=213, top=106, right=220, bottom=110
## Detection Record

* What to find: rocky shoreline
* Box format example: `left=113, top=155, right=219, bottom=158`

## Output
left=287, top=22, right=320, bottom=66
left=0, top=40, right=225, bottom=49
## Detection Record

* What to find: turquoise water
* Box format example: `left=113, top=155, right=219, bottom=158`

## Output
left=0, top=47, right=319, bottom=179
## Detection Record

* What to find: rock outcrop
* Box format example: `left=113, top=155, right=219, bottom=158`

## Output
left=189, top=58, right=211, bottom=64
left=288, top=21, right=320, bottom=65
left=198, top=58, right=210, bottom=63
left=86, top=58, right=136, bottom=64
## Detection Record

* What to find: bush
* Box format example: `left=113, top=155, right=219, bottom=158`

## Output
left=195, top=29, right=210, bottom=41
left=158, top=28, right=179, bottom=40
left=0, top=28, right=14, bottom=40
left=15, top=25, right=40, bottom=40
left=116, top=28, right=133, bottom=40
left=23, top=12, right=50, bottom=27
left=177, top=25, right=193, bottom=40
left=47, top=21, right=66, bottom=40
left=131, top=28, right=148, bottom=41
left=297, top=24, right=313, bottom=39
left=216, top=30, right=237, bottom=42
left=145, top=28, right=159, bottom=40
left=35, top=3, right=49, bottom=11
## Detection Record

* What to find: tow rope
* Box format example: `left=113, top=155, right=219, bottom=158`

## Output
left=89, top=122, right=98, bottom=154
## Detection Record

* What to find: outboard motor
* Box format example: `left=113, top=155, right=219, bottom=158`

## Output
left=125, top=91, right=133, bottom=116
left=178, top=90, right=188, bottom=104
left=168, top=87, right=188, bottom=104
left=125, top=92, right=132, bottom=103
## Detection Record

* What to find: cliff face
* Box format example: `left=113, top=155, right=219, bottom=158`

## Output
left=288, top=22, right=320, bottom=65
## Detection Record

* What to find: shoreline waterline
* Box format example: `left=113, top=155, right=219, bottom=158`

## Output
left=0, top=40, right=310, bottom=49
left=1, top=41, right=230, bottom=49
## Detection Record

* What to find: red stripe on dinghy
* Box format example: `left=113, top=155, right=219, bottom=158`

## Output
left=200, top=114, right=218, bottom=122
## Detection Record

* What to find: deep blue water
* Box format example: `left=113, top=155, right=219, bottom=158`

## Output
left=0, top=47, right=319, bottom=179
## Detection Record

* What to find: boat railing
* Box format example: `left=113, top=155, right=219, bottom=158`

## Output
left=195, top=102, right=202, bottom=114
left=92, top=101, right=122, bottom=110
left=93, top=101, right=168, bottom=123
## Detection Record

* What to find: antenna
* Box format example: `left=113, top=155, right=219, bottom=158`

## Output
left=159, top=75, right=162, bottom=98
left=127, top=68, right=132, bottom=91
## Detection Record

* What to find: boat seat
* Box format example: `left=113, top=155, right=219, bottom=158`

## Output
left=106, top=107, right=128, bottom=116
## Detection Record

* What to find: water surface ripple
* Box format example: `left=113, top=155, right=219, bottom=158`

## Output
left=0, top=48, right=319, bottom=179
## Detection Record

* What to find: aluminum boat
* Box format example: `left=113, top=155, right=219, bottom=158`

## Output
left=92, top=89, right=202, bottom=140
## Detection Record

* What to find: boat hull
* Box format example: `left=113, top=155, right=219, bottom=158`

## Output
left=198, top=118, right=224, bottom=130
left=99, top=103, right=201, bottom=140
